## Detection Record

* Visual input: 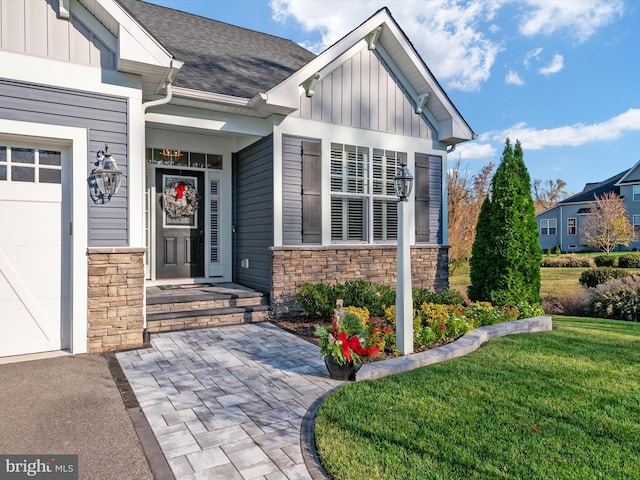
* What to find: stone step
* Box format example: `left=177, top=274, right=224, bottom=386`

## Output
left=146, top=291, right=266, bottom=315
left=146, top=305, right=270, bottom=333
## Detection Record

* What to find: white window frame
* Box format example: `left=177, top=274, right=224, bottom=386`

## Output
left=567, top=217, right=577, bottom=235
left=540, top=218, right=557, bottom=235
left=633, top=185, right=640, bottom=201
left=330, top=143, right=402, bottom=243
left=633, top=214, right=640, bottom=233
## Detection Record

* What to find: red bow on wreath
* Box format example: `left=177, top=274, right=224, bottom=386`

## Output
left=175, top=183, right=186, bottom=199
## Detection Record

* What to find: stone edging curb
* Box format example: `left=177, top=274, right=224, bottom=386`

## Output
left=356, top=315, right=553, bottom=381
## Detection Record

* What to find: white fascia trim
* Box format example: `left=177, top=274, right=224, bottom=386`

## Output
left=0, top=120, right=88, bottom=354
left=172, top=87, right=252, bottom=107
left=0, top=50, right=143, bottom=98
left=381, top=17, right=474, bottom=143
left=442, top=154, right=448, bottom=246
left=615, top=159, right=640, bottom=185
left=97, top=0, right=175, bottom=68
left=145, top=111, right=273, bottom=137
left=71, top=0, right=117, bottom=52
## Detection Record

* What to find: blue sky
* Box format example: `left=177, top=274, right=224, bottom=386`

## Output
left=145, top=0, right=640, bottom=195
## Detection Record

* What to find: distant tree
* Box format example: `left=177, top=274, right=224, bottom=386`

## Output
left=447, top=159, right=494, bottom=273
left=468, top=139, right=541, bottom=306
left=582, top=192, right=636, bottom=254
left=532, top=178, right=569, bottom=213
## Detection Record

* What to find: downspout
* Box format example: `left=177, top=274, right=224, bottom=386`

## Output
left=140, top=79, right=174, bottom=340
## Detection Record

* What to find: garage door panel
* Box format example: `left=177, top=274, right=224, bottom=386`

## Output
left=0, top=143, right=66, bottom=357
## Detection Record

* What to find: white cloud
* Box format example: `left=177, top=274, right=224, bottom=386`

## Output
left=454, top=142, right=497, bottom=160
left=270, top=0, right=503, bottom=91
left=505, top=69, right=524, bottom=85
left=519, top=0, right=624, bottom=42
left=539, top=54, right=564, bottom=75
left=523, top=47, right=543, bottom=69
left=490, top=108, right=640, bottom=150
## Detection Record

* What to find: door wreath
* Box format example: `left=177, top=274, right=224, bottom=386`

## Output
left=163, top=182, right=200, bottom=218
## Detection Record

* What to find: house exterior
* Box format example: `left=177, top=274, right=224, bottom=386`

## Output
left=0, top=0, right=474, bottom=358
left=537, top=163, right=640, bottom=252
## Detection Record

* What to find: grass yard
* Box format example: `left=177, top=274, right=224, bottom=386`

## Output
left=315, top=316, right=640, bottom=480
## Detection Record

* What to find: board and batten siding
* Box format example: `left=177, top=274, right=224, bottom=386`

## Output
left=0, top=78, right=129, bottom=247
left=296, top=48, right=435, bottom=139
left=233, top=135, right=274, bottom=293
left=0, top=0, right=116, bottom=69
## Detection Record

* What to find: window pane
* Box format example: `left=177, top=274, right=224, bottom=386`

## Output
left=206, top=154, right=223, bottom=169
left=12, top=166, right=35, bottom=182
left=0, top=146, right=6, bottom=162
left=0, top=165, right=6, bottom=181
left=331, top=196, right=366, bottom=241
left=374, top=199, right=398, bottom=241
left=39, top=168, right=61, bottom=184
left=39, top=150, right=61, bottom=166
left=190, top=152, right=206, bottom=168
left=12, top=147, right=35, bottom=164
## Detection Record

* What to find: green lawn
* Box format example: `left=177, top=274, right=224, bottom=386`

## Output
left=315, top=316, right=640, bottom=480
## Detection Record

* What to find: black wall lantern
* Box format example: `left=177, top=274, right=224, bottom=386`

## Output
left=94, top=145, right=122, bottom=199
left=394, top=158, right=414, bottom=201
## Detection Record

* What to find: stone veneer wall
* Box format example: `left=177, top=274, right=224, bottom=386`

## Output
left=271, top=245, right=448, bottom=313
left=87, top=248, right=145, bottom=353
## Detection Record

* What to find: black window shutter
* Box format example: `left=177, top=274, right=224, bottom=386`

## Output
left=414, top=154, right=431, bottom=243
left=302, top=140, right=322, bottom=243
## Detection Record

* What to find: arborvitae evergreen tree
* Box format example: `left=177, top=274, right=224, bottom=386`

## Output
left=468, top=139, right=541, bottom=305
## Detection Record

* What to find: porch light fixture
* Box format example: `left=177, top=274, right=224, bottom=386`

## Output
left=395, top=158, right=414, bottom=355
left=394, top=159, right=414, bottom=201
left=94, top=145, right=122, bottom=198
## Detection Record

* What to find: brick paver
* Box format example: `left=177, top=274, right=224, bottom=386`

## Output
left=116, top=323, right=342, bottom=479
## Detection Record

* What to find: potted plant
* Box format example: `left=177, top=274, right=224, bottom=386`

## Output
left=315, top=304, right=383, bottom=380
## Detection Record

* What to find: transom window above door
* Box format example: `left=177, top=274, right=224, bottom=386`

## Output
left=0, top=146, right=61, bottom=184
left=330, top=143, right=402, bottom=243
left=146, top=148, right=222, bottom=169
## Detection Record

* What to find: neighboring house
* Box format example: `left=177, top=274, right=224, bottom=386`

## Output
left=0, top=0, right=474, bottom=358
left=537, top=162, right=640, bottom=252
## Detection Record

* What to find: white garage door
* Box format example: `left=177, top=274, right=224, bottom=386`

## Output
left=0, top=145, right=69, bottom=357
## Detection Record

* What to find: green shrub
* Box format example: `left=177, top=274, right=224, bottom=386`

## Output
left=412, top=288, right=465, bottom=308
left=295, top=283, right=338, bottom=319
left=594, top=255, right=617, bottom=267
left=541, top=254, right=594, bottom=268
left=617, top=254, right=640, bottom=268
left=554, top=244, right=561, bottom=255
left=578, top=268, right=630, bottom=288
left=336, top=280, right=395, bottom=316
left=585, top=274, right=640, bottom=321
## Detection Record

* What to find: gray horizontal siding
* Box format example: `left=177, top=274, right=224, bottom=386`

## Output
left=296, top=48, right=435, bottom=138
left=233, top=135, right=274, bottom=293
left=0, top=78, right=128, bottom=247
left=282, top=135, right=303, bottom=245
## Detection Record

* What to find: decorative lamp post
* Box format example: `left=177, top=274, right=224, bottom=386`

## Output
left=94, top=145, right=123, bottom=199
left=394, top=158, right=414, bottom=355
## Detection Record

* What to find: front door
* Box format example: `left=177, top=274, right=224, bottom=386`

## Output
left=156, top=169, right=205, bottom=279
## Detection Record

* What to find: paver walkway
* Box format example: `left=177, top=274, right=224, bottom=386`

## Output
left=116, top=323, right=342, bottom=480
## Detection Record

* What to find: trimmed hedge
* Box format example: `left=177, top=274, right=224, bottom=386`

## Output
left=295, top=280, right=465, bottom=319
left=618, top=254, right=640, bottom=268
left=541, top=254, right=594, bottom=268
left=594, top=255, right=617, bottom=267
left=578, top=268, right=631, bottom=288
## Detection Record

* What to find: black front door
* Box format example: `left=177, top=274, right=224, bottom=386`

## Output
left=156, top=169, right=205, bottom=279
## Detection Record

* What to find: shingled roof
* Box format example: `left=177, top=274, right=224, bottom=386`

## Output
left=116, top=0, right=316, bottom=98
left=559, top=169, right=629, bottom=205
